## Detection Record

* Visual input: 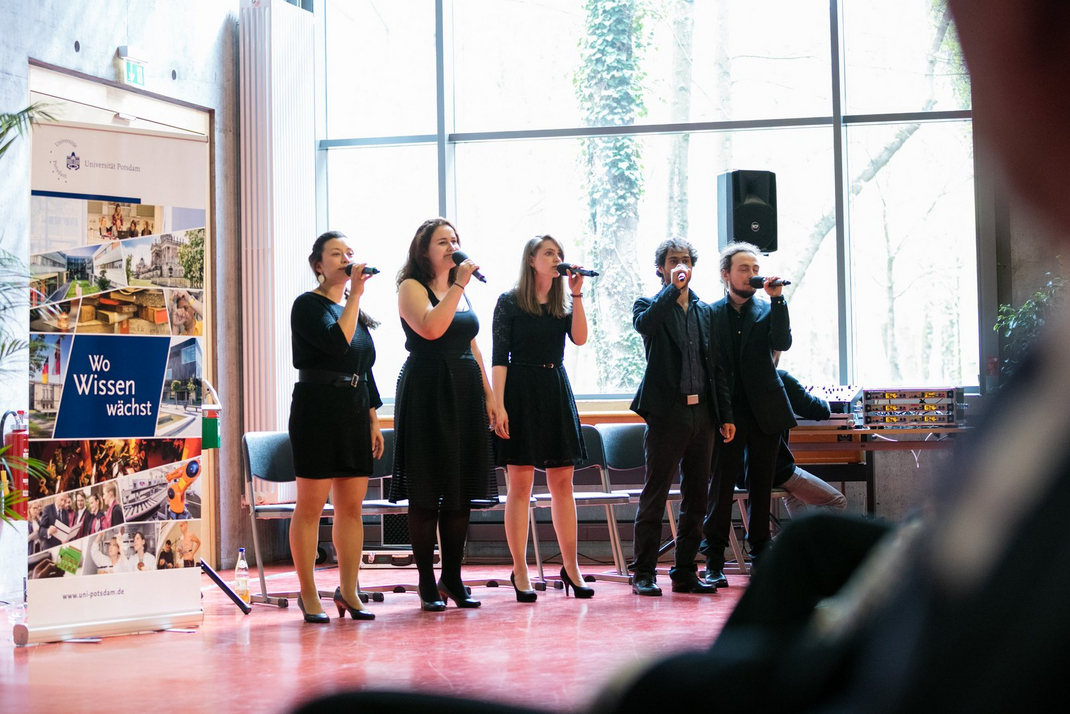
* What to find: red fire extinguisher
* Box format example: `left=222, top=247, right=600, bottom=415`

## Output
left=2, top=410, right=29, bottom=519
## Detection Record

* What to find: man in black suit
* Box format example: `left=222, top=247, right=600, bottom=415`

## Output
left=702, top=241, right=795, bottom=584
left=629, top=239, right=735, bottom=596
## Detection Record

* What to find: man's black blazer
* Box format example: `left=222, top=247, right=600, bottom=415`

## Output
left=709, top=294, right=796, bottom=435
left=629, top=284, right=733, bottom=426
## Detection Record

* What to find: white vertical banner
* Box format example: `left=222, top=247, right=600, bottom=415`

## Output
left=21, top=123, right=208, bottom=644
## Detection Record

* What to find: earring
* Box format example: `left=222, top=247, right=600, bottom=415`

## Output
left=316, top=273, right=325, bottom=285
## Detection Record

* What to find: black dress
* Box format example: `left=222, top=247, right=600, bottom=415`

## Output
left=288, top=292, right=383, bottom=479
left=390, top=284, right=498, bottom=509
left=492, top=291, right=587, bottom=468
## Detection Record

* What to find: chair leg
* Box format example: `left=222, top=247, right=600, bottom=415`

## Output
left=248, top=507, right=287, bottom=607
left=603, top=504, right=627, bottom=576
left=529, top=506, right=546, bottom=584
left=665, top=501, right=679, bottom=542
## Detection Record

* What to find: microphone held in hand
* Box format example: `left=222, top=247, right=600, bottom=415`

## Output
left=344, top=264, right=380, bottom=277
left=451, top=251, right=487, bottom=283
left=556, top=264, right=600, bottom=278
left=749, top=276, right=791, bottom=288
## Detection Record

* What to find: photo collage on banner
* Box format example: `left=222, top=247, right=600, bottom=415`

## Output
left=27, top=193, right=206, bottom=581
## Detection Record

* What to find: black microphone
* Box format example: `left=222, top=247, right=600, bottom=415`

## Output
left=344, top=264, right=380, bottom=277
left=451, top=251, right=487, bottom=283
left=556, top=264, right=599, bottom=278
left=749, top=276, right=791, bottom=288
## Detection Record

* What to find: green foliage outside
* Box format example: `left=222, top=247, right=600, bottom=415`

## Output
left=575, top=0, right=648, bottom=392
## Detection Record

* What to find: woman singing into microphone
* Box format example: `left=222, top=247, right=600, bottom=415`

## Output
left=288, top=230, right=384, bottom=623
left=492, top=235, right=593, bottom=600
left=392, top=218, right=501, bottom=612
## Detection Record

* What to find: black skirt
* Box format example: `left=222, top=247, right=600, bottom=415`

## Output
left=288, top=382, right=373, bottom=479
left=496, top=364, right=586, bottom=468
left=390, top=353, right=498, bottom=509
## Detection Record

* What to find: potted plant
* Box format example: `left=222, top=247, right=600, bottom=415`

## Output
left=994, top=267, right=1065, bottom=382
left=1, top=103, right=55, bottom=527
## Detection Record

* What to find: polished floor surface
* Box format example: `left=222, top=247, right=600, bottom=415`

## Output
left=1, top=563, right=746, bottom=713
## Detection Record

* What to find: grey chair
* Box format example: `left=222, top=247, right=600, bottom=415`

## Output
left=241, top=430, right=408, bottom=606
left=598, top=422, right=749, bottom=578
left=524, top=424, right=631, bottom=586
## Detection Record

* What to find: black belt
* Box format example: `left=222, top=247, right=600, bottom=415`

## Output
left=680, top=392, right=704, bottom=406
left=510, top=361, right=559, bottom=369
left=298, top=369, right=365, bottom=388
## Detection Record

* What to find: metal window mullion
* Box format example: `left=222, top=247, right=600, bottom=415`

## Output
left=436, top=0, right=457, bottom=218
left=830, top=0, right=852, bottom=385
left=314, top=0, right=329, bottom=234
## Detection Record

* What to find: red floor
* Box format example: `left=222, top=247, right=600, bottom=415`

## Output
left=1, top=563, right=746, bottom=713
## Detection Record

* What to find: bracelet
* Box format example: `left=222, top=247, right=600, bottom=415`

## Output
left=452, top=283, right=465, bottom=291
left=571, top=293, right=583, bottom=298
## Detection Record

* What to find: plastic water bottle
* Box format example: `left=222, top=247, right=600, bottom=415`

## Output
left=235, top=548, right=250, bottom=604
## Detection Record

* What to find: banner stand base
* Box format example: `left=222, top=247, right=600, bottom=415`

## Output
left=12, top=608, right=203, bottom=646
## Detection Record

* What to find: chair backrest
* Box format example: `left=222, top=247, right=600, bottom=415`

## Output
left=371, top=428, right=396, bottom=479
left=598, top=422, right=647, bottom=488
left=533, top=424, right=611, bottom=492
left=242, top=431, right=295, bottom=484
left=365, top=428, right=396, bottom=500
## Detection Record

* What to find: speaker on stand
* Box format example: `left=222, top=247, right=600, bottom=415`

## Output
left=717, top=170, right=778, bottom=253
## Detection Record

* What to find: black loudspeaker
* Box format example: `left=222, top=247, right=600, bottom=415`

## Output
left=717, top=170, right=778, bottom=253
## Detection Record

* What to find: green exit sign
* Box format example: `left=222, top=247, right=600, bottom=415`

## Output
left=121, top=58, right=146, bottom=87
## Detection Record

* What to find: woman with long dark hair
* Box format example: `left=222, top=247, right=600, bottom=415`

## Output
left=391, top=218, right=501, bottom=611
left=491, top=236, right=593, bottom=601
left=288, top=230, right=384, bottom=623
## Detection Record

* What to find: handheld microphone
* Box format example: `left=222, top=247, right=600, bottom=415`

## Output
left=556, top=264, right=600, bottom=278
left=749, top=276, right=791, bottom=289
left=451, top=251, right=487, bottom=283
left=344, top=264, right=380, bottom=277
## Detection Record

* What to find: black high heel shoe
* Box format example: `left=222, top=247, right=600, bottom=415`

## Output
left=438, top=579, right=481, bottom=608
left=333, top=587, right=375, bottom=621
left=297, top=595, right=330, bottom=623
left=511, top=572, right=538, bottom=603
left=417, top=581, right=446, bottom=612
left=560, top=567, right=595, bottom=599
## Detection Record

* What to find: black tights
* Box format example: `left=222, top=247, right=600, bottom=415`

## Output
left=407, top=506, right=471, bottom=602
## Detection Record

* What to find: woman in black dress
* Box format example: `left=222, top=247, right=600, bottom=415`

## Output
left=288, top=231, right=384, bottom=623
left=491, top=236, right=593, bottom=600
left=392, top=218, right=502, bottom=611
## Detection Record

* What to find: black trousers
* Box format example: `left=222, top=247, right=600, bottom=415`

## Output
left=630, top=401, right=715, bottom=579
left=702, top=409, right=781, bottom=569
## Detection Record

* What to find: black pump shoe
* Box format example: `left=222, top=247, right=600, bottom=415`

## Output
left=438, top=580, right=481, bottom=608
left=333, top=587, right=375, bottom=621
left=511, top=572, right=538, bottom=603
left=297, top=595, right=330, bottom=624
left=560, top=567, right=595, bottom=599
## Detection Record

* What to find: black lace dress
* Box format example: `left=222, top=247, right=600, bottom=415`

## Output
left=288, top=292, right=383, bottom=479
left=389, top=285, right=498, bottom=509
left=492, top=291, right=587, bottom=468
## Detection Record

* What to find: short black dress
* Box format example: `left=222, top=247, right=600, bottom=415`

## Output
left=389, top=284, right=498, bottom=509
left=492, top=291, right=587, bottom=468
left=288, top=292, right=383, bottom=479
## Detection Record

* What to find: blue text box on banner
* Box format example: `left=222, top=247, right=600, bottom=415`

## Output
left=54, top=335, right=170, bottom=438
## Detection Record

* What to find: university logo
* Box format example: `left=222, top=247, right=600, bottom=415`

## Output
left=66, top=151, right=81, bottom=171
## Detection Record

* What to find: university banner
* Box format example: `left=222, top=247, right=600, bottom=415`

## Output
left=23, top=123, right=208, bottom=642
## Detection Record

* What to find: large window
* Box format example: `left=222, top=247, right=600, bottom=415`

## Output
left=318, top=0, right=975, bottom=396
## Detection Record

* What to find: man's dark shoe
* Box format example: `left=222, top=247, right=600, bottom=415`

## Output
left=704, top=568, right=729, bottom=588
left=671, top=577, right=717, bottom=594
left=631, top=575, right=662, bottom=596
